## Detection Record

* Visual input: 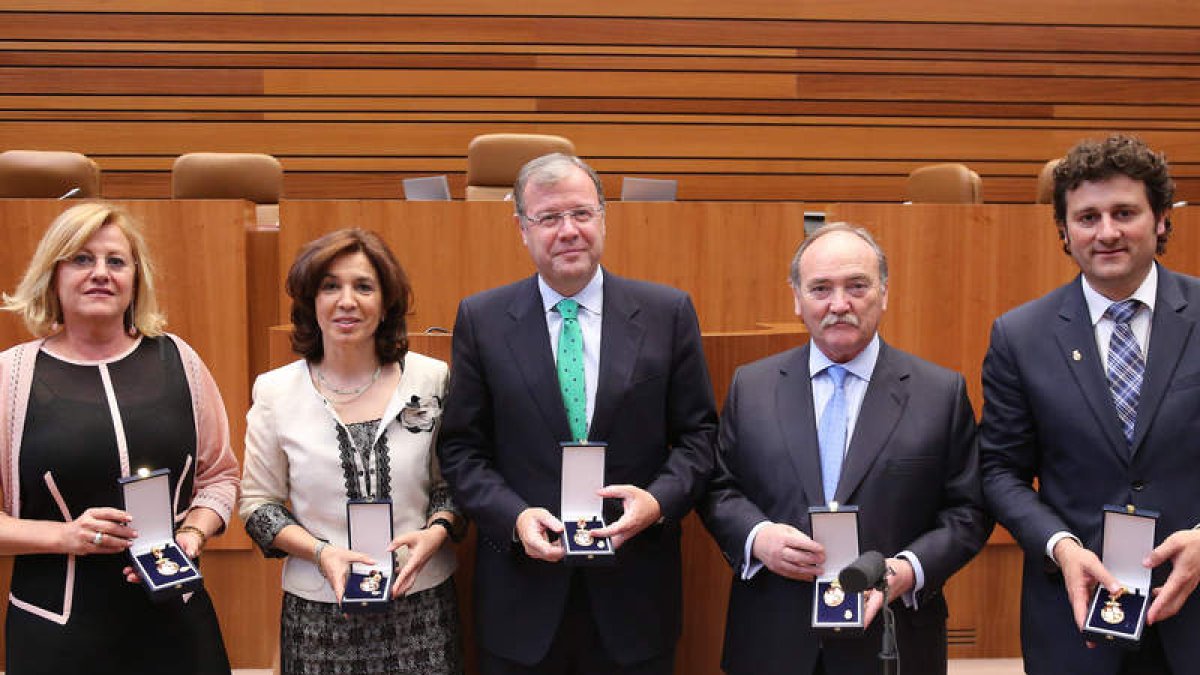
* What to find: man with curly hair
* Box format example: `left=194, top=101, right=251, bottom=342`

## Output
left=981, top=134, right=1200, bottom=674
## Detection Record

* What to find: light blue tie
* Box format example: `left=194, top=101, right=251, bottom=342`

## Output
left=818, top=365, right=849, bottom=503
left=1106, top=299, right=1144, bottom=448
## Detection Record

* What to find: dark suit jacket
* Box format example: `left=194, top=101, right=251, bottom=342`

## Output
left=698, top=340, right=991, bottom=675
left=980, top=264, right=1200, bottom=675
left=437, top=270, right=717, bottom=667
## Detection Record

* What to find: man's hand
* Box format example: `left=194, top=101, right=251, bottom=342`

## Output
left=1055, top=537, right=1121, bottom=631
left=515, top=507, right=565, bottom=562
left=862, top=557, right=915, bottom=628
left=750, top=522, right=825, bottom=581
left=590, top=485, right=662, bottom=549
left=1145, top=528, right=1200, bottom=624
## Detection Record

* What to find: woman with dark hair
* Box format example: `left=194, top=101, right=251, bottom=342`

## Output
left=0, top=201, right=238, bottom=674
left=239, top=228, right=463, bottom=674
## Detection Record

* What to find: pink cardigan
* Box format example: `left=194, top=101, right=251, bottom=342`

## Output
left=0, top=334, right=239, bottom=624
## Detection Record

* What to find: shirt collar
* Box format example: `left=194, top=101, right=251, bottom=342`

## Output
left=1080, top=263, right=1157, bottom=327
left=539, top=267, right=604, bottom=315
left=808, top=334, right=880, bottom=382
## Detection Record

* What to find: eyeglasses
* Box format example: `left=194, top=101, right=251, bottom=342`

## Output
left=62, top=252, right=133, bottom=272
left=521, top=205, right=604, bottom=231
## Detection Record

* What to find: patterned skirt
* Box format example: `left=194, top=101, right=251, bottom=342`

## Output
left=280, top=578, right=463, bottom=675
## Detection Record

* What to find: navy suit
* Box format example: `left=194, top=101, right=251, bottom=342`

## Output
left=981, top=264, right=1200, bottom=675
left=437, top=271, right=717, bottom=667
left=699, top=341, right=991, bottom=675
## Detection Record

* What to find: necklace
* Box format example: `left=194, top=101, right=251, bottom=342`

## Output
left=317, top=365, right=382, bottom=399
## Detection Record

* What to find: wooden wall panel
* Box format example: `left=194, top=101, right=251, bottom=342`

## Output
left=0, top=1, right=1194, bottom=26
left=1, top=3, right=1198, bottom=203
left=274, top=201, right=806, bottom=332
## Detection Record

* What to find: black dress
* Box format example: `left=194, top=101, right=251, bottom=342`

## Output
left=5, top=337, right=231, bottom=675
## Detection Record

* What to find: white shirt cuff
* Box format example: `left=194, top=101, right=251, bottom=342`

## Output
left=1046, top=531, right=1080, bottom=566
left=895, top=550, right=924, bottom=609
left=741, top=521, right=770, bottom=580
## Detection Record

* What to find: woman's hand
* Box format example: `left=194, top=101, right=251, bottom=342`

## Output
left=317, top=544, right=376, bottom=602
left=174, top=527, right=205, bottom=559
left=60, top=507, right=135, bottom=556
left=389, top=525, right=449, bottom=598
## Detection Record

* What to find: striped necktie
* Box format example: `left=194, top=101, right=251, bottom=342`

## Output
left=1105, top=299, right=1144, bottom=448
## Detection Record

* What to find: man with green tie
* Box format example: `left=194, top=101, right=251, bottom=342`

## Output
left=438, top=153, right=717, bottom=675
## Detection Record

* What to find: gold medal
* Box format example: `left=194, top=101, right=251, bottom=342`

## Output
left=1100, top=588, right=1126, bottom=625
left=151, top=546, right=180, bottom=576
left=359, top=570, right=383, bottom=594
left=823, top=580, right=845, bottom=607
left=573, top=518, right=594, bottom=547
left=844, top=609, right=853, bottom=620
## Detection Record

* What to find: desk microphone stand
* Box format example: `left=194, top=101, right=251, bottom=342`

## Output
left=876, top=577, right=899, bottom=675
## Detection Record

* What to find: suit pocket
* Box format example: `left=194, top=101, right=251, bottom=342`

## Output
left=885, top=456, right=939, bottom=476
left=1167, top=371, right=1200, bottom=392
left=631, top=370, right=666, bottom=387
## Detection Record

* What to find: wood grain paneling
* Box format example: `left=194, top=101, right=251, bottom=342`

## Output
left=1, top=3, right=1198, bottom=203
left=274, top=201, right=806, bottom=332
left=0, top=0, right=1194, bottom=25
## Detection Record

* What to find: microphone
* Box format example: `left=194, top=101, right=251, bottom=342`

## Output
left=58, top=187, right=81, bottom=200
left=838, top=550, right=887, bottom=594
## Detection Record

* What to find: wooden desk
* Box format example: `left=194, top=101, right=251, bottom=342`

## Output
left=275, top=200, right=808, bottom=333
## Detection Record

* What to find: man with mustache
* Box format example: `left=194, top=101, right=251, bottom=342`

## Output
left=699, top=223, right=992, bottom=675
left=981, top=134, right=1200, bottom=674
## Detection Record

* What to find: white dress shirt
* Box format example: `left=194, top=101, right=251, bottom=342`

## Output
left=539, top=268, right=604, bottom=435
left=1046, top=265, right=1157, bottom=562
left=742, top=335, right=926, bottom=607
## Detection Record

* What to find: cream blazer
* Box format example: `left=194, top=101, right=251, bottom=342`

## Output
left=239, top=351, right=456, bottom=602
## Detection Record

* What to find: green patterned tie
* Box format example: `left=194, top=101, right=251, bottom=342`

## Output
left=556, top=298, right=588, bottom=442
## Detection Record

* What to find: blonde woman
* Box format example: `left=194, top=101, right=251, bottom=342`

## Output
left=0, top=202, right=238, bottom=674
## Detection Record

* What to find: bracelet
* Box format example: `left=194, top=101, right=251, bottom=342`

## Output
left=175, top=524, right=208, bottom=546
left=313, top=539, right=328, bottom=565
left=426, top=517, right=462, bottom=543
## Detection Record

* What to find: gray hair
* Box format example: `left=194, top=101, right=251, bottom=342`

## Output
left=789, top=222, right=888, bottom=288
left=513, top=153, right=606, bottom=218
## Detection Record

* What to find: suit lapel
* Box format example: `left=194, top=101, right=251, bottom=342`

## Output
left=589, top=273, right=644, bottom=441
left=775, top=345, right=825, bottom=509
left=1131, top=266, right=1194, bottom=455
left=1052, top=279, right=1129, bottom=464
left=505, top=277, right=572, bottom=440
left=835, top=343, right=906, bottom=503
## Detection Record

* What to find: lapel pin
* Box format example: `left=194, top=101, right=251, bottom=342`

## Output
left=1072, top=349, right=1082, bottom=362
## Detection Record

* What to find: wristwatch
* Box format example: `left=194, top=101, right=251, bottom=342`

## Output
left=426, top=517, right=463, bottom=543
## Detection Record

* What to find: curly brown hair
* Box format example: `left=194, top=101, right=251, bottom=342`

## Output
left=286, top=228, right=411, bottom=364
left=1053, top=134, right=1175, bottom=255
